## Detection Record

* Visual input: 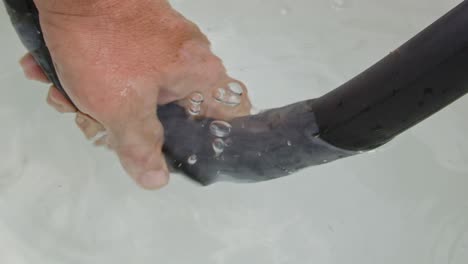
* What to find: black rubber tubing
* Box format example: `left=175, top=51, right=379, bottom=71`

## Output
left=314, top=1, right=468, bottom=151
left=4, top=0, right=468, bottom=185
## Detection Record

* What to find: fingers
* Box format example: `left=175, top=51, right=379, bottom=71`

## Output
left=107, top=115, right=169, bottom=190
left=19, top=53, right=77, bottom=114
left=75, top=112, right=106, bottom=141
left=47, top=86, right=77, bottom=113
left=19, top=53, right=50, bottom=83
left=20, top=54, right=103, bottom=148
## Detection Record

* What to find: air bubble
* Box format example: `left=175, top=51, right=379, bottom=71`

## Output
left=212, top=139, right=226, bottom=156
left=228, top=82, right=243, bottom=95
left=226, top=94, right=241, bottom=106
left=187, top=155, right=198, bottom=165
left=190, top=92, right=204, bottom=105
left=214, top=88, right=226, bottom=102
left=210, top=121, right=232, bottom=138
left=188, top=92, right=204, bottom=116
left=188, top=104, right=201, bottom=115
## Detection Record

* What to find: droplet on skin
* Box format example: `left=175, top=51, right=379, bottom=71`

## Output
left=210, top=121, right=232, bottom=138
left=188, top=155, right=197, bottom=165
left=212, top=138, right=225, bottom=156
left=228, top=82, right=243, bottom=95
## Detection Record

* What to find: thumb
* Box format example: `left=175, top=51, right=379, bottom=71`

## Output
left=107, top=113, right=169, bottom=190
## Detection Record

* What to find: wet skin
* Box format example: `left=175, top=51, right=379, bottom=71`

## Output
left=20, top=0, right=252, bottom=189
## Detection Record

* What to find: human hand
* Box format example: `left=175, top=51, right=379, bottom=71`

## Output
left=20, top=0, right=252, bottom=189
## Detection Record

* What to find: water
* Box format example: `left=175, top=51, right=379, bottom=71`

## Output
left=280, top=7, right=291, bottom=16
left=1, top=0, right=467, bottom=264
left=331, top=0, right=353, bottom=11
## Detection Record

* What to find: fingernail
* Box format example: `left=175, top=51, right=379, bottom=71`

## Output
left=139, top=170, right=169, bottom=189
left=49, top=91, right=62, bottom=104
left=19, top=55, right=35, bottom=69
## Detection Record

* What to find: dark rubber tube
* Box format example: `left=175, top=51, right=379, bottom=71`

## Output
left=4, top=0, right=468, bottom=185
left=314, top=1, right=468, bottom=151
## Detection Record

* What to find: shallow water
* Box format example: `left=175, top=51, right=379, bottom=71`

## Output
left=1, top=0, right=468, bottom=263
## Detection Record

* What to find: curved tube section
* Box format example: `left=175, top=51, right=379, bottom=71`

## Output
left=4, top=0, right=468, bottom=185
left=313, top=1, right=468, bottom=150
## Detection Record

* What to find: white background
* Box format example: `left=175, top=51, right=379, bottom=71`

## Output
left=0, top=0, right=467, bottom=263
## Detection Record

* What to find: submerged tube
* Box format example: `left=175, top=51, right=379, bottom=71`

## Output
left=314, top=1, right=468, bottom=151
left=4, top=0, right=468, bottom=185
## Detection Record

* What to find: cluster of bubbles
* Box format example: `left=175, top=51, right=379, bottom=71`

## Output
left=214, top=82, right=243, bottom=106
left=210, top=121, right=232, bottom=157
left=188, top=92, right=204, bottom=116
left=187, top=81, right=243, bottom=117
left=209, top=82, right=241, bottom=157
left=186, top=82, right=242, bottom=165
